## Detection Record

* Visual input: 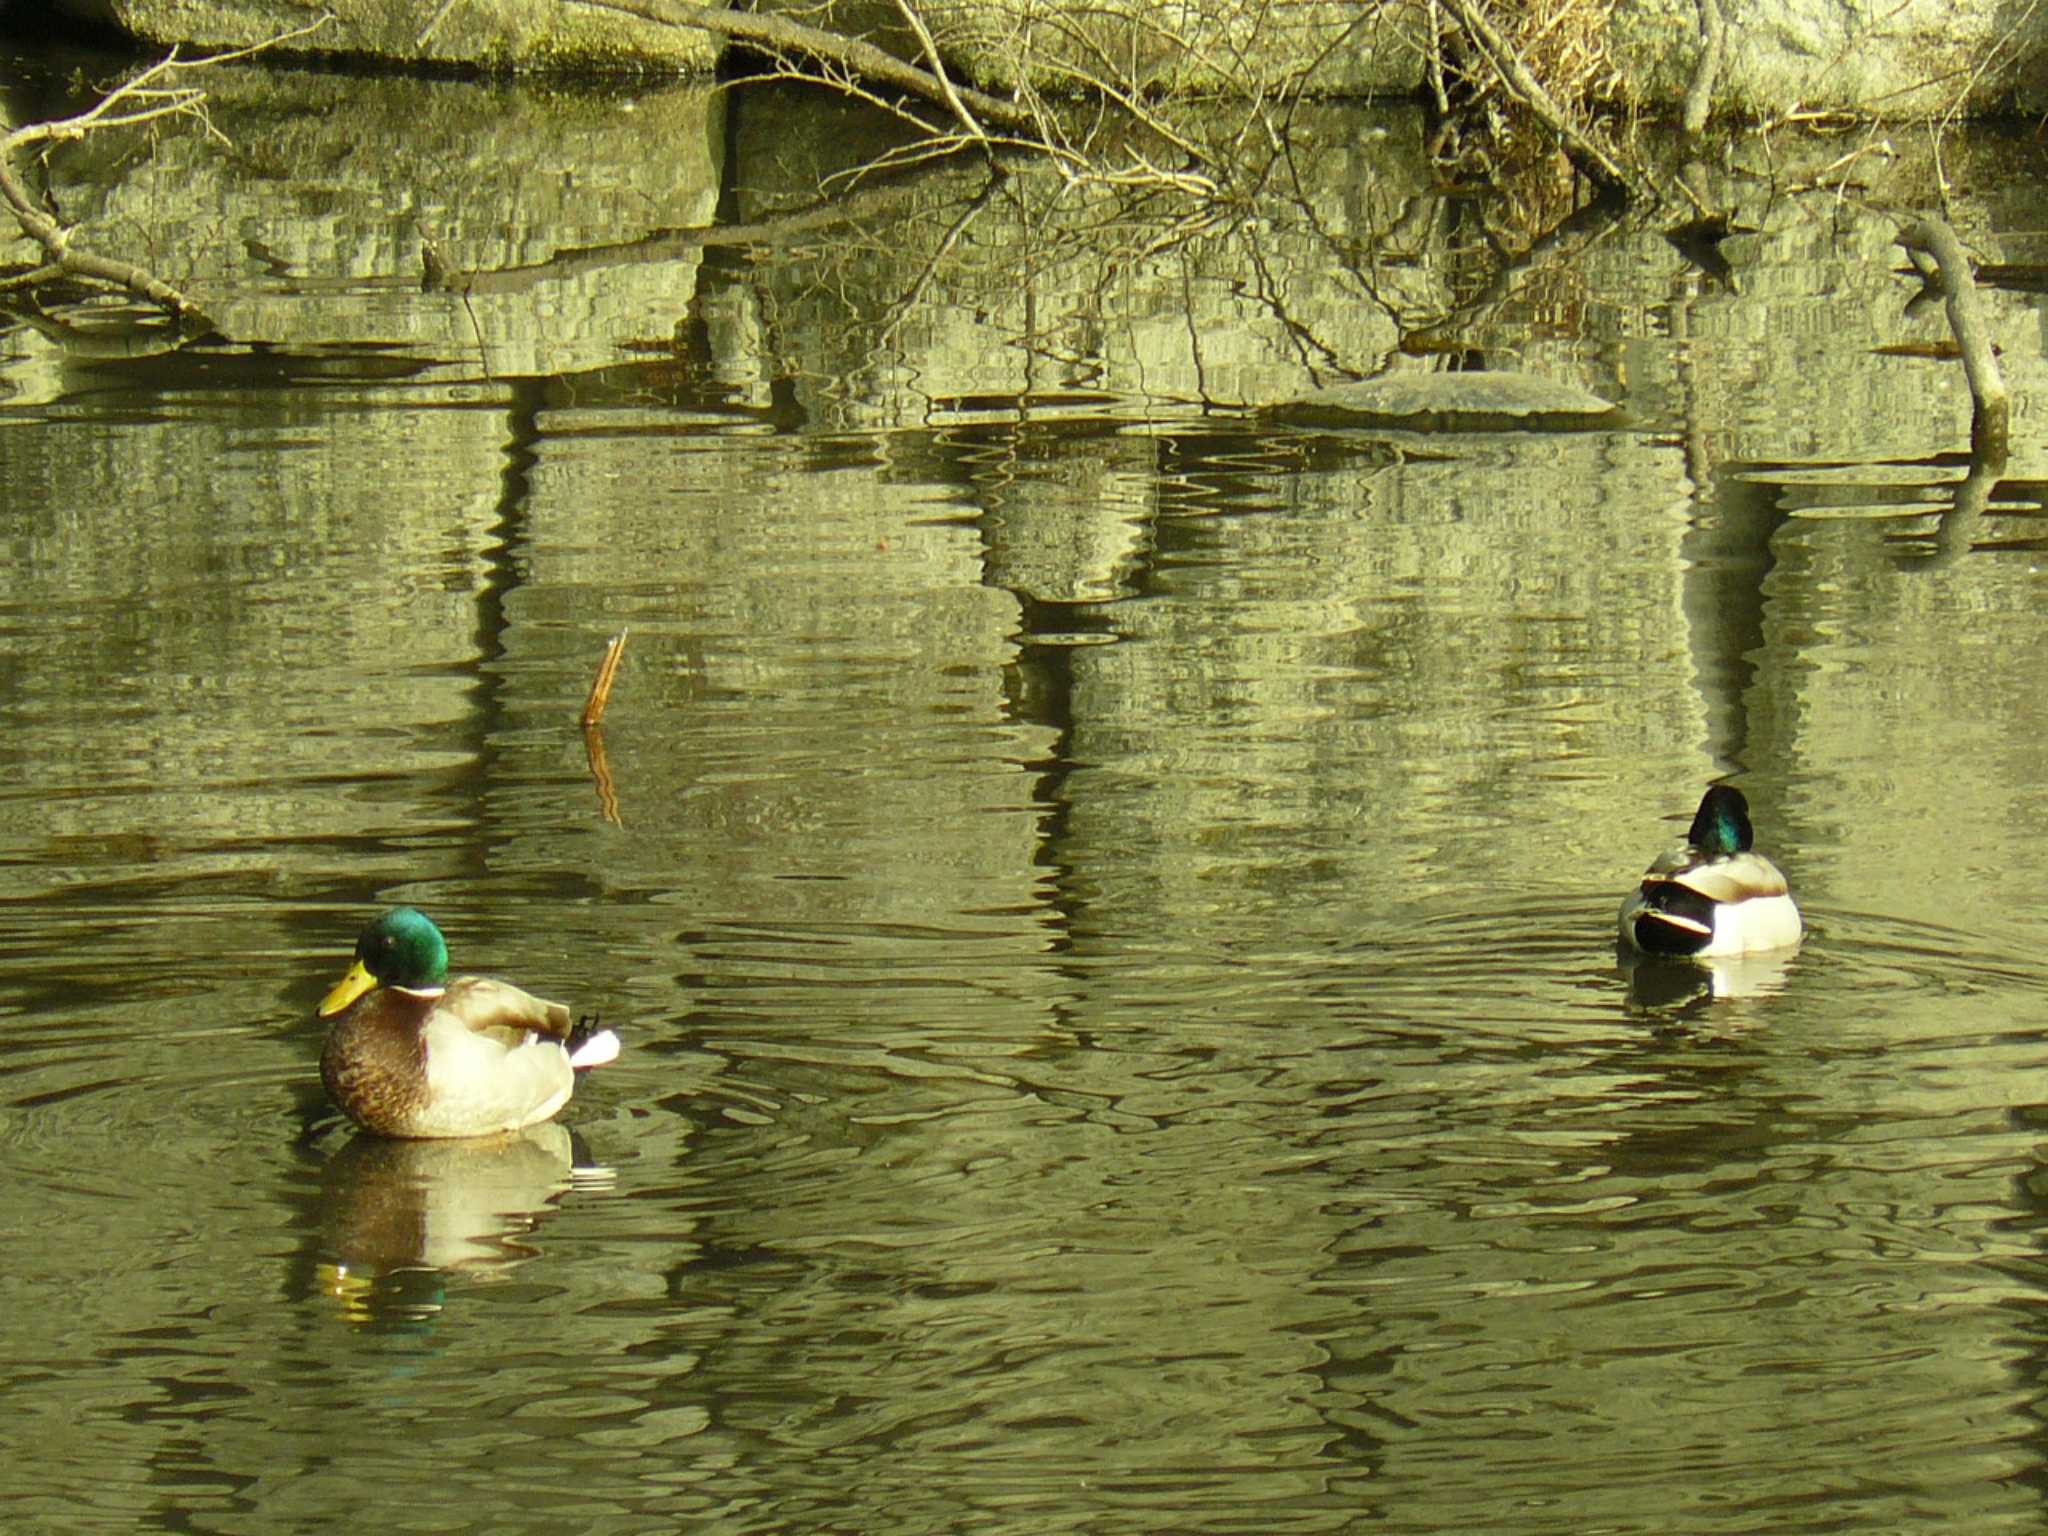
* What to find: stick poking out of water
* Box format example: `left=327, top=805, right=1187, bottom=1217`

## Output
left=581, top=629, right=628, bottom=728
left=1898, top=218, right=2009, bottom=463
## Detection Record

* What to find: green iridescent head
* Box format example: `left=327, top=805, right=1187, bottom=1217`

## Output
left=1688, top=786, right=1755, bottom=858
left=317, top=907, right=449, bottom=1017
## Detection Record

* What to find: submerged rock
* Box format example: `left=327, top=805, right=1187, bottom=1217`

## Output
left=1268, top=372, right=1624, bottom=433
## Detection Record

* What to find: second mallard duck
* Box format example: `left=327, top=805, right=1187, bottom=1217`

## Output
left=1618, top=785, right=1802, bottom=957
left=316, top=906, right=619, bottom=1139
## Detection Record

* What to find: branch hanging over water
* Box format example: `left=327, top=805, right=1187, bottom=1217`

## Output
left=572, top=0, right=1037, bottom=136
left=0, top=52, right=209, bottom=318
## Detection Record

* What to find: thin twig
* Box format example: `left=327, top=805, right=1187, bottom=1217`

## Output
left=891, top=0, right=985, bottom=139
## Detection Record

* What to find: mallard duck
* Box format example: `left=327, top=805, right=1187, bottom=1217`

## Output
left=316, top=906, right=619, bottom=1139
left=1618, top=785, right=1802, bottom=956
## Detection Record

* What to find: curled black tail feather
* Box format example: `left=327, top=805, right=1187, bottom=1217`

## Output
left=566, top=1012, right=621, bottom=1070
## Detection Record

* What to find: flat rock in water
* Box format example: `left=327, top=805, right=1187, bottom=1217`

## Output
left=1269, top=372, right=1623, bottom=432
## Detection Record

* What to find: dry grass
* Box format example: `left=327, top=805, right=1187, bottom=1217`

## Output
left=1503, top=0, right=1623, bottom=107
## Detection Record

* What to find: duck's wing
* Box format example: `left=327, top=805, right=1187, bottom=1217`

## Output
left=1657, top=850, right=1789, bottom=905
left=439, top=975, right=574, bottom=1045
left=415, top=1008, right=576, bottom=1136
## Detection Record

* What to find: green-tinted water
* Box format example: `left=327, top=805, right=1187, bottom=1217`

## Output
left=5, top=47, right=2048, bottom=1536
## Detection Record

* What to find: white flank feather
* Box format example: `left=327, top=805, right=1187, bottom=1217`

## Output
left=568, top=1029, right=622, bottom=1070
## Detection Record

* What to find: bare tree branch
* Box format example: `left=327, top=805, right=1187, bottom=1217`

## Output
left=892, top=0, right=986, bottom=139
left=572, top=0, right=1037, bottom=133
left=0, top=55, right=210, bottom=315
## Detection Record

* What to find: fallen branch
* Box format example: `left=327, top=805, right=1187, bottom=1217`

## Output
left=0, top=52, right=210, bottom=316
left=573, top=0, right=1036, bottom=135
left=418, top=166, right=974, bottom=297
left=1898, top=217, right=2009, bottom=462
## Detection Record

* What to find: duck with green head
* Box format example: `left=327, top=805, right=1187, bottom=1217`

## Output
left=317, top=906, right=619, bottom=1139
left=1619, top=785, right=1802, bottom=957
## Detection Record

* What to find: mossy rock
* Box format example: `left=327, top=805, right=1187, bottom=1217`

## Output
left=1268, top=372, right=1625, bottom=432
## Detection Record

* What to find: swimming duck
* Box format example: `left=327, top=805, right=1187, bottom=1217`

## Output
left=1618, top=785, right=1802, bottom=956
left=316, top=906, right=619, bottom=1139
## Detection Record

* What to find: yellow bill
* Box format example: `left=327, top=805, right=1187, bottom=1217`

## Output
left=318, top=958, right=378, bottom=1017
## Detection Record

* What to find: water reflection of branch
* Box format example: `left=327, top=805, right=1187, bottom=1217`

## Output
left=867, top=173, right=999, bottom=358
left=0, top=301, right=205, bottom=359
left=1240, top=228, right=1354, bottom=384
left=585, top=726, right=623, bottom=827
left=1273, top=137, right=1428, bottom=336
left=1407, top=184, right=1629, bottom=349
left=423, top=165, right=982, bottom=298
left=1927, top=453, right=2003, bottom=567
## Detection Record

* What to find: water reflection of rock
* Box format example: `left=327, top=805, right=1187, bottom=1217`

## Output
left=37, top=66, right=724, bottom=376
left=315, top=1123, right=591, bottom=1324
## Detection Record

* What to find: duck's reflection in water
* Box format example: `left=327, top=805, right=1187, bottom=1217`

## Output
left=314, top=1121, right=608, bottom=1325
left=1619, top=943, right=1799, bottom=1011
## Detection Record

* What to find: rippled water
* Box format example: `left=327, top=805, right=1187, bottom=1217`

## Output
left=8, top=399, right=2048, bottom=1533
left=7, top=57, right=2048, bottom=1536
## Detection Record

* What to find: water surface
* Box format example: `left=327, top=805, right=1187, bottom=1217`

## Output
left=4, top=52, right=2048, bottom=1536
